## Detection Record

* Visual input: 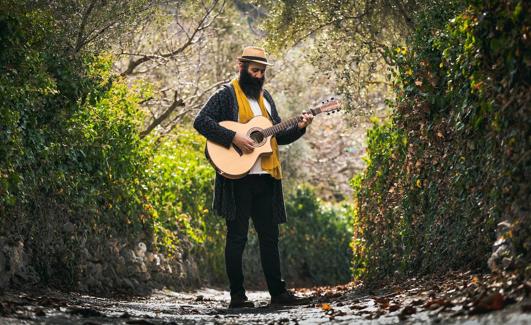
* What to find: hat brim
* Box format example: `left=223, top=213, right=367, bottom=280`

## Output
left=237, top=57, right=274, bottom=66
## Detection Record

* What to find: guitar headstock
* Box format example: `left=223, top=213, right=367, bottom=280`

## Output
left=309, top=97, right=342, bottom=116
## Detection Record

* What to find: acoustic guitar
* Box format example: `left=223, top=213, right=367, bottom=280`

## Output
left=206, top=98, right=341, bottom=179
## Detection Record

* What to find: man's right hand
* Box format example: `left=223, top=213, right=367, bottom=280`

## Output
left=232, top=133, right=255, bottom=154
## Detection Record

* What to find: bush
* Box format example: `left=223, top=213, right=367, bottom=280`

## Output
left=352, top=0, right=530, bottom=282
left=0, top=3, right=213, bottom=288
left=0, top=2, right=153, bottom=284
left=241, top=185, right=353, bottom=287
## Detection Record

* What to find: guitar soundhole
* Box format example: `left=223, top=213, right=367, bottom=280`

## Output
left=249, top=130, right=264, bottom=144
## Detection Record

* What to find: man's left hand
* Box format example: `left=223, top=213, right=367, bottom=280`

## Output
left=298, top=112, right=314, bottom=129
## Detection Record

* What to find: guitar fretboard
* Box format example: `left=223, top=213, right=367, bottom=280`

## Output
left=261, top=107, right=320, bottom=137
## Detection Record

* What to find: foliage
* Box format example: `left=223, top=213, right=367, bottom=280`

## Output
left=262, top=0, right=464, bottom=123
left=193, top=184, right=353, bottom=287
left=28, top=0, right=171, bottom=52
left=262, top=0, right=405, bottom=118
left=279, top=185, right=353, bottom=285
left=352, top=0, right=530, bottom=282
left=0, top=1, right=151, bottom=283
left=143, top=130, right=215, bottom=254
left=0, top=2, right=214, bottom=286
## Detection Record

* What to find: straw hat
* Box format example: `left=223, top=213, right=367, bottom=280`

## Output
left=237, top=46, right=273, bottom=66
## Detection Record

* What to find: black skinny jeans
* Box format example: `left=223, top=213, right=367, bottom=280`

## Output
left=225, top=174, right=286, bottom=298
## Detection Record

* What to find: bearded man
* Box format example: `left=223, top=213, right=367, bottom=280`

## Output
left=193, top=46, right=313, bottom=308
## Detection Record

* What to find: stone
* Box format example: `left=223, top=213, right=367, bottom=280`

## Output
left=153, top=254, right=161, bottom=266
left=120, top=249, right=135, bottom=260
left=62, top=222, right=75, bottom=233
left=134, top=242, right=147, bottom=258
left=502, top=257, right=513, bottom=270
left=122, top=278, right=135, bottom=290
left=145, top=252, right=155, bottom=263
left=86, top=276, right=102, bottom=291
left=139, top=262, right=148, bottom=273
left=87, top=263, right=103, bottom=280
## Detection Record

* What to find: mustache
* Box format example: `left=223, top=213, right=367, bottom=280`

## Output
left=239, top=68, right=265, bottom=100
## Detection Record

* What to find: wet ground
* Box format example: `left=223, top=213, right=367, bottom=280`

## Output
left=1, top=273, right=530, bottom=324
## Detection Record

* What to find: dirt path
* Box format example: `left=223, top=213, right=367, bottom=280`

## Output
left=1, top=273, right=530, bottom=324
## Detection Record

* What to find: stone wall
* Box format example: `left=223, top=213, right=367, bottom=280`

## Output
left=0, top=236, right=201, bottom=294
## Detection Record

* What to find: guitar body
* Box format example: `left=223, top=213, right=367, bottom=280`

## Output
left=206, top=116, right=274, bottom=179
left=205, top=97, right=341, bottom=179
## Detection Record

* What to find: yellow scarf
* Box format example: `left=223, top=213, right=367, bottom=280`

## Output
left=231, top=79, right=282, bottom=180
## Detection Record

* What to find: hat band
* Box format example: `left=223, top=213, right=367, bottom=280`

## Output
left=240, top=55, right=268, bottom=63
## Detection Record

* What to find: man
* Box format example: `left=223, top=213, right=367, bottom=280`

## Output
left=193, top=46, right=313, bottom=308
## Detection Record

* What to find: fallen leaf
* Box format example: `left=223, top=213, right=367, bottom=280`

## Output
left=127, top=320, right=156, bottom=325
left=398, top=305, right=417, bottom=320
left=35, top=308, right=46, bottom=317
left=411, top=299, right=424, bottom=306
left=424, top=298, right=449, bottom=308
left=334, top=310, right=347, bottom=316
left=388, top=304, right=401, bottom=312
left=402, top=305, right=417, bottom=315
left=471, top=292, right=505, bottom=314
left=374, top=297, right=390, bottom=304
left=321, top=303, right=332, bottom=311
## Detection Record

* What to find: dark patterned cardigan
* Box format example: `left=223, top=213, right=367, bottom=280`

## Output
left=193, top=84, right=306, bottom=224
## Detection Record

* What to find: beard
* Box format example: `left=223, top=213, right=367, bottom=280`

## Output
left=239, top=67, right=265, bottom=100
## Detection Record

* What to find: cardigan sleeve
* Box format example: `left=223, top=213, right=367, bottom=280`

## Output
left=193, top=88, right=236, bottom=149
left=276, top=124, right=306, bottom=145
left=264, top=90, right=306, bottom=145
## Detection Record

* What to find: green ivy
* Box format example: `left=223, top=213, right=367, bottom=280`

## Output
left=352, top=0, right=530, bottom=282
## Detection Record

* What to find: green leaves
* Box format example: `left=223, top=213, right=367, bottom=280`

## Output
left=351, top=0, right=530, bottom=282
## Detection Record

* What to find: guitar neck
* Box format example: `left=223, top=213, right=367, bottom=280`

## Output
left=261, top=107, right=322, bottom=138
left=261, top=115, right=302, bottom=138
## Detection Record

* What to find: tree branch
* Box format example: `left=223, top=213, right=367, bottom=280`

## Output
left=140, top=90, right=185, bottom=138
left=75, top=0, right=97, bottom=52
left=75, top=3, right=155, bottom=52
left=120, top=0, right=224, bottom=76
left=289, top=11, right=369, bottom=49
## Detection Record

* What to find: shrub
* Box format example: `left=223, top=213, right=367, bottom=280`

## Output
left=352, top=0, right=530, bottom=282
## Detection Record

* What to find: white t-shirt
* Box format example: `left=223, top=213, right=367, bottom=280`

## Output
left=242, top=98, right=272, bottom=175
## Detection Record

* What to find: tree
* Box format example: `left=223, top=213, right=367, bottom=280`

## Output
left=261, top=0, right=456, bottom=120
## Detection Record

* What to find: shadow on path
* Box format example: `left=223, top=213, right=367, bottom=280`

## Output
left=0, top=272, right=530, bottom=324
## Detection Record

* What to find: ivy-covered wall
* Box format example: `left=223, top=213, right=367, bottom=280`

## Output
left=352, top=0, right=530, bottom=282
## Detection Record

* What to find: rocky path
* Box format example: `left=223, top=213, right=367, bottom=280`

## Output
left=1, top=272, right=530, bottom=324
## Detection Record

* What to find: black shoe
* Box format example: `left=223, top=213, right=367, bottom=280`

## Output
left=228, top=295, right=255, bottom=309
left=270, top=290, right=308, bottom=306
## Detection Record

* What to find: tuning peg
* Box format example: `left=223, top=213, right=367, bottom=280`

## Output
left=331, top=97, right=335, bottom=100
